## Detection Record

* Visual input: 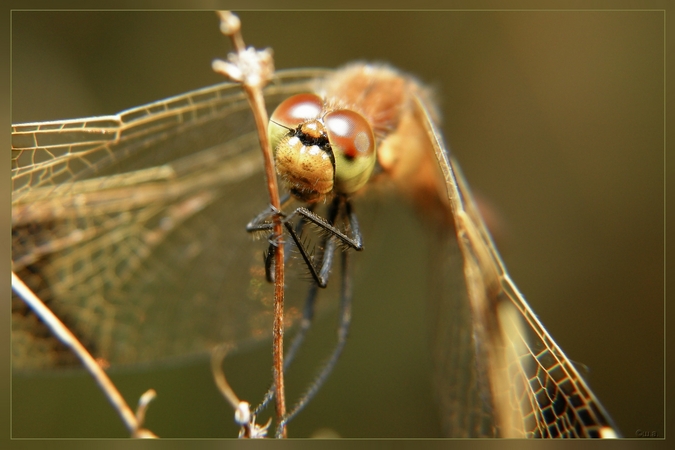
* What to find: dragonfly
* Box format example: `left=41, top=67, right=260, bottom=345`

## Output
left=11, top=12, right=624, bottom=438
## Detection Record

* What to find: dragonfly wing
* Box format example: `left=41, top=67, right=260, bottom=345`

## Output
left=413, top=95, right=619, bottom=438
left=426, top=220, right=496, bottom=436
left=11, top=70, right=326, bottom=369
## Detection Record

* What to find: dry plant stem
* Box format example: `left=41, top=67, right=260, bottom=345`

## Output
left=211, top=344, right=243, bottom=409
left=272, top=234, right=286, bottom=437
left=11, top=272, right=156, bottom=438
left=211, top=344, right=272, bottom=438
left=214, top=11, right=287, bottom=437
left=247, top=66, right=288, bottom=441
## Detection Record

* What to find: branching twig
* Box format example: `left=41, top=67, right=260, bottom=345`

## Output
left=11, top=272, right=157, bottom=438
left=212, top=10, right=287, bottom=437
left=211, top=344, right=271, bottom=438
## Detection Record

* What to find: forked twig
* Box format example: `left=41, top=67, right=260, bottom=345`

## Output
left=132, top=389, right=158, bottom=438
left=11, top=272, right=157, bottom=438
left=211, top=344, right=271, bottom=438
left=211, top=10, right=287, bottom=437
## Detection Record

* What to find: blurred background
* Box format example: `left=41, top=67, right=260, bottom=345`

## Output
left=11, top=10, right=663, bottom=438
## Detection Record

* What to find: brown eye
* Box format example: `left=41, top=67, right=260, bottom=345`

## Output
left=324, top=109, right=374, bottom=160
left=270, top=93, right=323, bottom=129
left=324, top=109, right=376, bottom=195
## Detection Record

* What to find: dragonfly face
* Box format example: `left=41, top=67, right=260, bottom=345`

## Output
left=15, top=11, right=664, bottom=440
left=269, top=92, right=377, bottom=203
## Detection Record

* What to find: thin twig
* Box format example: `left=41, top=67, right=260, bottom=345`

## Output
left=11, top=272, right=157, bottom=438
left=211, top=344, right=271, bottom=438
left=133, top=389, right=158, bottom=438
left=212, top=10, right=287, bottom=437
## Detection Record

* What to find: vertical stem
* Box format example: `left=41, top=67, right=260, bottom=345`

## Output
left=273, top=226, right=286, bottom=437
left=213, top=11, right=286, bottom=436
left=244, top=81, right=287, bottom=438
left=249, top=89, right=287, bottom=436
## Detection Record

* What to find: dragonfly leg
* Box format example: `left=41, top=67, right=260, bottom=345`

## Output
left=248, top=195, right=362, bottom=287
left=248, top=195, right=302, bottom=283
left=277, top=248, right=353, bottom=435
left=253, top=282, right=321, bottom=416
left=245, top=193, right=293, bottom=234
left=293, top=197, right=363, bottom=252
left=248, top=197, right=359, bottom=429
left=284, top=222, right=336, bottom=288
left=253, top=200, right=356, bottom=419
left=285, top=196, right=361, bottom=288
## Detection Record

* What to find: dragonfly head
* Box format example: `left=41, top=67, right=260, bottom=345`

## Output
left=269, top=93, right=376, bottom=203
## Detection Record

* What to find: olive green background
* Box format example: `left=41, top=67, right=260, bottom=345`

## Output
left=11, top=9, right=663, bottom=438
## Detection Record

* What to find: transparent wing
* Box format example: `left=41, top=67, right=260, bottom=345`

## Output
left=11, top=69, right=329, bottom=370
left=413, top=95, right=620, bottom=438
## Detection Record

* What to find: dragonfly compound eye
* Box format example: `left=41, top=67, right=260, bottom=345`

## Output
left=324, top=109, right=376, bottom=195
left=268, top=93, right=324, bottom=154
